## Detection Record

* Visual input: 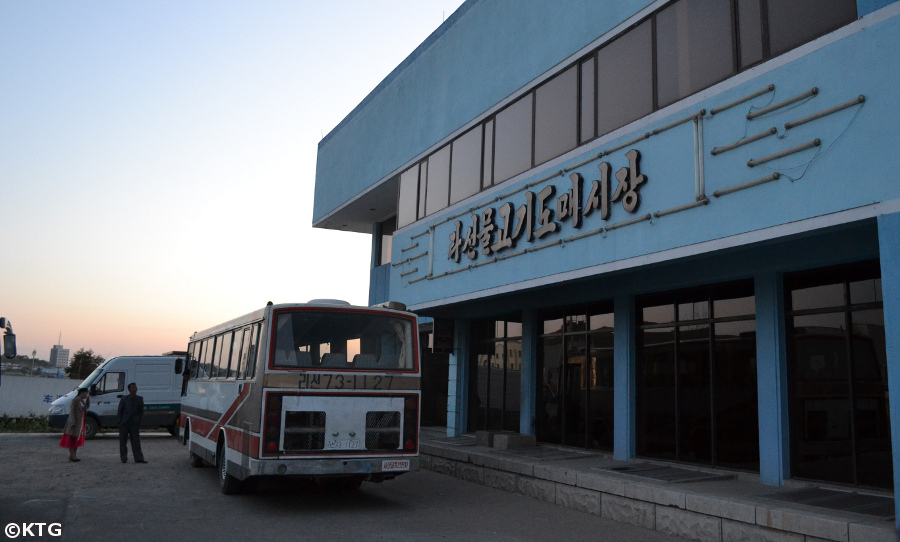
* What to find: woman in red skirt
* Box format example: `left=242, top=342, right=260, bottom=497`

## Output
left=59, top=388, right=90, bottom=462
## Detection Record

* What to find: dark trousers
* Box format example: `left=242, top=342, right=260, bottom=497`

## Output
left=119, top=422, right=143, bottom=462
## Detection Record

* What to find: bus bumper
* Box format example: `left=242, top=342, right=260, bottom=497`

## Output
left=249, top=455, right=419, bottom=479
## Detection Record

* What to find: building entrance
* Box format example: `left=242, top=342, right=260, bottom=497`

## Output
left=636, top=281, right=759, bottom=470
left=537, top=304, right=614, bottom=450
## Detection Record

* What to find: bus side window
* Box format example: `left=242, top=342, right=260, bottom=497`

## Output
left=236, top=327, right=250, bottom=379
left=244, top=323, right=260, bottom=379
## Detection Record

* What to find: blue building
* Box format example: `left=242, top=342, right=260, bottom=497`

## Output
left=314, top=0, right=900, bottom=519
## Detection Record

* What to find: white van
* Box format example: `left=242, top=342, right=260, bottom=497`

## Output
left=49, top=355, right=184, bottom=439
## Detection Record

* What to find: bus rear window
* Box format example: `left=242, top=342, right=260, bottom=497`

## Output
left=272, top=311, right=414, bottom=371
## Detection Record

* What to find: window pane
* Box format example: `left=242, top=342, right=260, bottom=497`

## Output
left=678, top=299, right=709, bottom=321
left=378, top=217, right=396, bottom=266
left=537, top=335, right=564, bottom=444
left=543, top=317, right=564, bottom=335
left=678, top=324, right=711, bottom=465
left=589, top=330, right=614, bottom=450
left=534, top=66, right=577, bottom=165
left=589, top=312, right=613, bottom=331
left=851, top=309, right=891, bottom=488
left=656, top=0, right=734, bottom=108
left=450, top=127, right=483, bottom=205
left=482, top=120, right=494, bottom=187
left=791, top=283, right=846, bottom=311
left=597, top=19, right=653, bottom=136
left=505, top=339, right=522, bottom=432
left=425, top=144, right=451, bottom=216
left=506, top=321, right=522, bottom=338
left=850, top=278, right=882, bottom=305
left=397, top=166, right=419, bottom=228
left=737, top=0, right=764, bottom=68
left=643, top=303, right=675, bottom=325
left=638, top=326, right=676, bottom=460
left=714, top=320, right=759, bottom=470
left=768, top=0, right=857, bottom=56
left=580, top=57, right=595, bottom=143
left=493, top=93, right=533, bottom=184
left=418, top=161, right=427, bottom=219
left=714, top=294, right=756, bottom=318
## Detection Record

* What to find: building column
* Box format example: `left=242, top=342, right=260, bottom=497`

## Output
left=754, top=272, right=790, bottom=486
left=520, top=309, right=538, bottom=435
left=447, top=319, right=470, bottom=437
left=876, top=212, right=900, bottom=526
left=613, top=294, right=636, bottom=461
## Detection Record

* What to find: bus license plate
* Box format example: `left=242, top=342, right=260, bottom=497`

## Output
left=326, top=439, right=360, bottom=450
left=382, top=460, right=410, bottom=472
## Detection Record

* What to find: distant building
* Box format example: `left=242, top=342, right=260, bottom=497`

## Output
left=49, top=345, right=69, bottom=368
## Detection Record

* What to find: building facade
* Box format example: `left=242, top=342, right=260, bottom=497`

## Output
left=314, top=0, right=900, bottom=520
left=49, top=345, right=69, bottom=369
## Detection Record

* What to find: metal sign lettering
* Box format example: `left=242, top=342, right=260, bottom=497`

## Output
left=448, top=149, right=647, bottom=263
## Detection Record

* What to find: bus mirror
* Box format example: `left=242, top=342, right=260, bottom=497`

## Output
left=3, top=332, right=16, bottom=359
left=175, top=358, right=183, bottom=375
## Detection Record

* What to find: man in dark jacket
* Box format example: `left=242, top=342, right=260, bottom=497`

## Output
left=118, top=383, right=146, bottom=463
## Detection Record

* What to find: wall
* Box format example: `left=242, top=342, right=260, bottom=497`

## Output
left=314, top=0, right=652, bottom=224
left=389, top=5, right=900, bottom=312
left=0, top=375, right=80, bottom=417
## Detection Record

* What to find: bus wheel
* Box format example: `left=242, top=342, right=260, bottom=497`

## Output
left=217, top=445, right=241, bottom=495
left=84, top=417, right=99, bottom=440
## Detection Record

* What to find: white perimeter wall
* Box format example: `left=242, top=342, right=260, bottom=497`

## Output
left=0, top=375, right=80, bottom=417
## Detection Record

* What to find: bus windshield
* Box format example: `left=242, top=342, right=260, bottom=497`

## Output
left=272, top=310, right=415, bottom=371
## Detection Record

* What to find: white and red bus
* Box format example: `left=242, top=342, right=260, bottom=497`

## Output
left=179, top=300, right=420, bottom=494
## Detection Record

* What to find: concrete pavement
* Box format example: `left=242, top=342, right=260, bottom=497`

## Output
left=418, top=427, right=897, bottom=542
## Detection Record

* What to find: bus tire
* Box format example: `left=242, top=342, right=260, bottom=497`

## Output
left=217, top=442, right=241, bottom=495
left=84, top=416, right=99, bottom=440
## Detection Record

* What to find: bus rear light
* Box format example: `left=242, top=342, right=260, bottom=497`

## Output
left=263, top=393, right=284, bottom=456
left=402, top=394, right=419, bottom=453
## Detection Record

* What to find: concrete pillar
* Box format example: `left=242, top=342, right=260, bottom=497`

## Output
left=520, top=309, right=538, bottom=435
left=754, top=272, right=790, bottom=486
left=876, top=212, right=900, bottom=527
left=447, top=319, right=470, bottom=437
left=613, top=294, right=636, bottom=461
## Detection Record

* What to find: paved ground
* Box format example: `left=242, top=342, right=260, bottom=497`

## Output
left=0, top=433, right=689, bottom=541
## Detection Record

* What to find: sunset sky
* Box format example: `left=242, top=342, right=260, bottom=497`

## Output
left=1, top=0, right=465, bottom=361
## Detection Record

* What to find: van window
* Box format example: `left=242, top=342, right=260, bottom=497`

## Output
left=95, top=372, right=125, bottom=394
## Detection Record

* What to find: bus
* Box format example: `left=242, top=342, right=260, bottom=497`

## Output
left=179, top=300, right=420, bottom=494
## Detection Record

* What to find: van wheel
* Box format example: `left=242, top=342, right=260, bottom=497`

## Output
left=84, top=417, right=99, bottom=440
left=217, top=445, right=241, bottom=495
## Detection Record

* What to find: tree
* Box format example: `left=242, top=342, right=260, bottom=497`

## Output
left=65, top=348, right=104, bottom=380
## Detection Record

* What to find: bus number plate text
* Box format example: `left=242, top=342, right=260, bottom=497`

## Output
left=382, top=460, right=410, bottom=472
left=326, top=439, right=360, bottom=450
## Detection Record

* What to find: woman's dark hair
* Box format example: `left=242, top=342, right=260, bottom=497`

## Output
left=77, top=387, right=89, bottom=395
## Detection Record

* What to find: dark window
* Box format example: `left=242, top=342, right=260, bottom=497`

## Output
left=737, top=0, right=765, bottom=68
left=637, top=281, right=758, bottom=471
left=425, top=145, right=451, bottom=216
left=200, top=338, right=214, bottom=380
left=537, top=305, right=614, bottom=450
left=450, top=126, right=483, bottom=205
left=493, top=93, right=533, bottom=184
left=786, top=261, right=891, bottom=489
left=377, top=216, right=396, bottom=266
left=394, top=0, right=857, bottom=226
left=579, top=57, right=596, bottom=144
left=482, top=119, right=494, bottom=188
left=656, top=0, right=735, bottom=108
left=397, top=166, right=420, bottom=229
left=216, top=331, right=234, bottom=379
left=244, top=323, right=260, bottom=379
left=597, top=19, right=654, bottom=137
left=469, top=319, right=522, bottom=433
left=768, top=0, right=857, bottom=56
left=534, top=66, right=578, bottom=166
